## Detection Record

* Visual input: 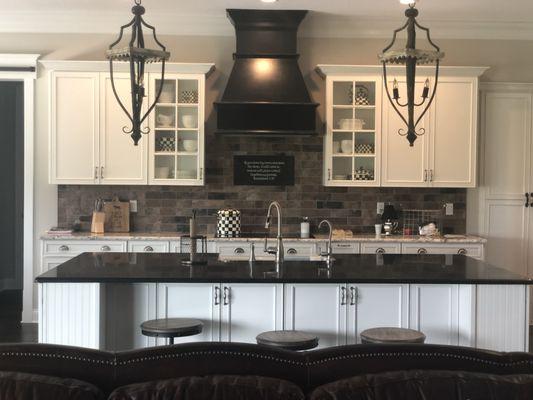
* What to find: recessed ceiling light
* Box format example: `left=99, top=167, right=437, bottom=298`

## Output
left=261, top=0, right=278, bottom=3
left=399, top=0, right=416, bottom=4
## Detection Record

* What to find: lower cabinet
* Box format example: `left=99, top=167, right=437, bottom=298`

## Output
left=349, top=284, right=409, bottom=344
left=156, top=283, right=220, bottom=345
left=284, top=284, right=347, bottom=348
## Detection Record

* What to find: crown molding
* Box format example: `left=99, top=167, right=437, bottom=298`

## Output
left=316, top=65, right=489, bottom=79
left=0, top=53, right=40, bottom=68
left=39, top=60, right=215, bottom=75
left=0, top=10, right=531, bottom=41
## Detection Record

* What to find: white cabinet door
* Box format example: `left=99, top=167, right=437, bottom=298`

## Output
left=105, top=283, right=157, bottom=351
left=157, top=283, right=220, bottom=344
left=429, top=77, right=477, bottom=187
left=348, top=284, right=409, bottom=344
left=381, top=76, right=430, bottom=187
left=50, top=71, right=99, bottom=184
left=220, top=284, right=283, bottom=344
left=409, top=284, right=459, bottom=345
left=99, top=73, right=147, bottom=184
left=284, top=284, right=347, bottom=348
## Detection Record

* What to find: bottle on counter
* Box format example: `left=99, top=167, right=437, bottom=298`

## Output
left=301, top=217, right=310, bottom=239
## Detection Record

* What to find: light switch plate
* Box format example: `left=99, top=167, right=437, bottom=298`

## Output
left=130, top=200, right=138, bottom=213
left=377, top=202, right=385, bottom=215
left=445, top=203, right=453, bottom=216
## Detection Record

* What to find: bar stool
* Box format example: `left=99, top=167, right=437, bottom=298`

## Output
left=141, top=318, right=203, bottom=345
left=360, top=327, right=426, bottom=344
left=256, top=330, right=319, bottom=351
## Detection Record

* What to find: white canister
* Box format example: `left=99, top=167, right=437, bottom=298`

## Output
left=301, top=217, right=310, bottom=239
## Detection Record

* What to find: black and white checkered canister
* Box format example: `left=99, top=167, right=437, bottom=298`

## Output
left=216, top=208, right=241, bottom=238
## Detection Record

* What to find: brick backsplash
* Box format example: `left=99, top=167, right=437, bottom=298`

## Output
left=57, top=135, right=466, bottom=235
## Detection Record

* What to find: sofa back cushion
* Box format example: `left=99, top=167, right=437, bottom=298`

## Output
left=108, top=375, right=305, bottom=400
left=0, top=371, right=104, bottom=400
left=309, top=369, right=533, bottom=400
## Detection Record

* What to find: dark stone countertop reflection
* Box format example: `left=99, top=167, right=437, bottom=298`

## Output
left=35, top=253, right=531, bottom=285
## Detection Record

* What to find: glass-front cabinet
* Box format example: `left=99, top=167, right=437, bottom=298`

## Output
left=149, top=73, right=206, bottom=185
left=321, top=69, right=382, bottom=187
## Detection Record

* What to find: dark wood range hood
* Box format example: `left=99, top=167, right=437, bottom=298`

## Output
left=215, top=9, right=319, bottom=136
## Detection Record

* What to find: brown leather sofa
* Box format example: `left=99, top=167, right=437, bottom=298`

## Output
left=1, top=342, right=533, bottom=399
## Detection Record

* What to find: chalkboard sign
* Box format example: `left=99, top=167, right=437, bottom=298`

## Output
left=234, top=155, right=295, bottom=186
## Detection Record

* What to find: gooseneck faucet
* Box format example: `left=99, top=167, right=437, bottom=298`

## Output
left=319, top=219, right=334, bottom=265
left=264, top=201, right=284, bottom=267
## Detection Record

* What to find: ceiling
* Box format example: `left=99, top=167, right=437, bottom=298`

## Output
left=2, top=0, right=533, bottom=40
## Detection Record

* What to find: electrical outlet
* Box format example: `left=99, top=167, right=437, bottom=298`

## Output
left=377, top=202, right=385, bottom=215
left=445, top=203, right=453, bottom=216
left=130, top=200, right=138, bottom=213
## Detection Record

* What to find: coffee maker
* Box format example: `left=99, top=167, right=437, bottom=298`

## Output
left=381, top=204, right=399, bottom=235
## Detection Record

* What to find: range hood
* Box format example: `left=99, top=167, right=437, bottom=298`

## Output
left=215, top=9, right=319, bottom=136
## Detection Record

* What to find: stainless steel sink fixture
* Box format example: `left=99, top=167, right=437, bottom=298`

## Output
left=318, top=219, right=334, bottom=266
left=264, top=201, right=284, bottom=269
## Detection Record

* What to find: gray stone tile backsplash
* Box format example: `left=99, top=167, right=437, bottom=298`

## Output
left=57, top=136, right=466, bottom=235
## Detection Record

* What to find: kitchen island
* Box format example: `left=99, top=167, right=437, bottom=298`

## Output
left=36, top=253, right=530, bottom=352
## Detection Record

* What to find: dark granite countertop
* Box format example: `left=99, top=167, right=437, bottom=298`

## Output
left=35, top=253, right=530, bottom=285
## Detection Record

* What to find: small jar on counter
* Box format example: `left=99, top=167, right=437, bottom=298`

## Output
left=301, top=217, right=310, bottom=239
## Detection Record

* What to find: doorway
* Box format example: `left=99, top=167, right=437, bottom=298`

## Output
left=0, top=81, right=24, bottom=331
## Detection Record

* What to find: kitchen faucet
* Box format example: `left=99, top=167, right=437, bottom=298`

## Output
left=264, top=201, right=284, bottom=267
left=319, top=219, right=334, bottom=266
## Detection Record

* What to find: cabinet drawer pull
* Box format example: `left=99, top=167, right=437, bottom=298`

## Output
left=223, top=286, right=230, bottom=306
left=417, top=248, right=428, bottom=254
left=58, top=245, right=70, bottom=252
left=287, top=248, right=298, bottom=255
left=234, top=247, right=245, bottom=254
left=335, top=244, right=352, bottom=248
left=94, top=167, right=98, bottom=180
left=100, top=166, right=104, bottom=179
left=143, top=246, right=154, bottom=252
left=526, top=193, right=530, bottom=208
left=457, top=248, right=467, bottom=255
left=375, top=247, right=385, bottom=254
left=340, top=287, right=347, bottom=305
left=214, top=286, right=220, bottom=305
left=100, top=245, right=111, bottom=252
left=424, top=170, right=428, bottom=182
left=350, top=287, right=357, bottom=306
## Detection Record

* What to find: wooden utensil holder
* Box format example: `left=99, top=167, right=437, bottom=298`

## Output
left=91, top=211, right=105, bottom=234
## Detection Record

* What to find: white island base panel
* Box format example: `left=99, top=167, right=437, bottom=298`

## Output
left=38, top=283, right=529, bottom=353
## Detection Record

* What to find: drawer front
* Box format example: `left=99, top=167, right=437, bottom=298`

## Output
left=128, top=241, right=170, bottom=253
left=327, top=242, right=360, bottom=254
left=361, top=243, right=401, bottom=254
left=217, top=243, right=251, bottom=257
left=284, top=243, right=316, bottom=258
left=401, top=244, right=483, bottom=259
left=172, top=240, right=216, bottom=254
left=41, top=256, right=73, bottom=272
left=43, top=240, right=127, bottom=256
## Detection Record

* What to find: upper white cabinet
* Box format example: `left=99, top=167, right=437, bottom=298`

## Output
left=322, top=73, right=382, bottom=187
left=45, top=61, right=214, bottom=185
left=49, top=71, right=99, bottom=184
left=318, top=65, right=487, bottom=188
left=148, top=74, right=205, bottom=185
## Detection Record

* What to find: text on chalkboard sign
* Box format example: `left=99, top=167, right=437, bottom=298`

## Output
left=234, top=155, right=295, bottom=186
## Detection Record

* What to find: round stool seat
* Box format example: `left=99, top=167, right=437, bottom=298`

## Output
left=256, top=330, right=319, bottom=351
left=141, top=318, right=203, bottom=344
left=360, top=327, right=426, bottom=344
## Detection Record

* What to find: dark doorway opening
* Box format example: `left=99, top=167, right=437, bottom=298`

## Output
left=0, top=81, right=25, bottom=330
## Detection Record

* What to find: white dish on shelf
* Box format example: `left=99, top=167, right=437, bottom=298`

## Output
left=158, top=91, right=174, bottom=103
left=178, top=170, right=197, bottom=179
left=182, top=139, right=198, bottom=152
left=181, top=115, right=196, bottom=128
left=341, top=139, right=352, bottom=154
left=157, top=113, right=174, bottom=127
left=155, top=166, right=170, bottom=179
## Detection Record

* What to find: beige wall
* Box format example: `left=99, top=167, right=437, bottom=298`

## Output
left=3, top=32, right=532, bottom=320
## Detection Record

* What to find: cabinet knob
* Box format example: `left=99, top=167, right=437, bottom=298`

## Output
left=143, top=246, right=154, bottom=252
left=59, top=245, right=69, bottom=252
left=234, top=247, right=245, bottom=254
left=287, top=248, right=298, bottom=255
left=417, top=248, right=428, bottom=254
left=375, top=247, right=385, bottom=254
left=100, top=245, right=111, bottom=252
left=457, top=248, right=467, bottom=255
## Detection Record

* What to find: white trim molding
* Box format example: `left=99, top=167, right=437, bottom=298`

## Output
left=39, top=60, right=215, bottom=76
left=0, top=54, right=39, bottom=323
left=316, top=65, right=489, bottom=79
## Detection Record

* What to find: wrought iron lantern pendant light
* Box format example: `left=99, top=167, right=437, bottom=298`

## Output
left=106, top=0, right=170, bottom=145
left=379, top=2, right=444, bottom=146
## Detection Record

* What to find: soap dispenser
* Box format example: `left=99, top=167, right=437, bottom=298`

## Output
left=301, top=217, right=310, bottom=239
